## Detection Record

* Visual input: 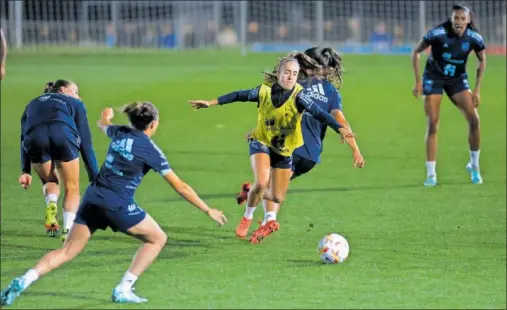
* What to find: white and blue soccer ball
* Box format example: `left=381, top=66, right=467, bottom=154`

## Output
left=318, top=233, right=349, bottom=264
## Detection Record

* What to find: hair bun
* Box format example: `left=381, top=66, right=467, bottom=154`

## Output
left=43, top=81, right=55, bottom=93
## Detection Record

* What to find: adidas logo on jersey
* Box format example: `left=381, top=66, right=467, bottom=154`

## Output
left=306, top=84, right=328, bottom=103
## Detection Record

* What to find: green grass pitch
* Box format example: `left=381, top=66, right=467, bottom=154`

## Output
left=1, top=49, right=505, bottom=309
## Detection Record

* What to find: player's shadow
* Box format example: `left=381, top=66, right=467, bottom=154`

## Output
left=159, top=183, right=425, bottom=203
left=161, top=225, right=234, bottom=241
left=287, top=259, right=325, bottom=267
left=166, top=149, right=246, bottom=157
left=25, top=290, right=105, bottom=302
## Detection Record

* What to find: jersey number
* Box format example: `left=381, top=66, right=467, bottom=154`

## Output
left=443, top=64, right=456, bottom=77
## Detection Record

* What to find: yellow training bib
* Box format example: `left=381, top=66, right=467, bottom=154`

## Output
left=250, top=83, right=304, bottom=157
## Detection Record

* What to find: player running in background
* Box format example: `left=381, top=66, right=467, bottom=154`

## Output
left=1, top=27, right=7, bottom=80
left=412, top=3, right=486, bottom=186
left=2, top=102, right=227, bottom=306
left=19, top=80, right=99, bottom=241
left=189, top=56, right=353, bottom=241
left=236, top=47, right=364, bottom=243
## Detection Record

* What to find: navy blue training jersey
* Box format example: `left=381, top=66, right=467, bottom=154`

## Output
left=423, top=26, right=485, bottom=80
left=91, top=125, right=171, bottom=209
left=293, top=78, right=342, bottom=163
left=21, top=93, right=98, bottom=179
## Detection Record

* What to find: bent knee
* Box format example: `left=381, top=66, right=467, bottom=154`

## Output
left=271, top=194, right=285, bottom=204
left=63, top=182, right=80, bottom=192
left=158, top=232, right=168, bottom=246
left=253, top=181, right=269, bottom=192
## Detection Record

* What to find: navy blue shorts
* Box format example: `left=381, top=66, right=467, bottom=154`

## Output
left=75, top=188, right=146, bottom=234
left=291, top=154, right=317, bottom=180
left=249, top=139, right=292, bottom=169
left=22, top=123, right=80, bottom=164
left=422, top=76, right=470, bottom=97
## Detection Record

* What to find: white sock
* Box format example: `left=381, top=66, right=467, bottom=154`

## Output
left=115, top=271, right=138, bottom=292
left=426, top=161, right=436, bottom=177
left=470, top=150, right=480, bottom=169
left=264, top=211, right=277, bottom=223
left=63, top=212, right=76, bottom=231
left=21, top=269, right=39, bottom=288
left=45, top=194, right=58, bottom=205
left=261, top=200, right=268, bottom=225
left=244, top=207, right=256, bottom=220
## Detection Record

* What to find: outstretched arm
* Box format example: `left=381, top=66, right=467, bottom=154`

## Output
left=143, top=144, right=228, bottom=226
left=189, top=86, right=260, bottom=109
left=295, top=91, right=348, bottom=136
left=332, top=109, right=364, bottom=168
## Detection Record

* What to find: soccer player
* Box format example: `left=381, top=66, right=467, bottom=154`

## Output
left=19, top=80, right=99, bottom=241
left=1, top=27, right=6, bottom=80
left=236, top=47, right=364, bottom=243
left=1, top=103, right=228, bottom=306
left=412, top=3, right=486, bottom=186
left=189, top=56, right=353, bottom=241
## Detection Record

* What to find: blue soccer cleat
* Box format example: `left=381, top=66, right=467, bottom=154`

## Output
left=1, top=278, right=27, bottom=306
left=466, top=163, right=483, bottom=184
left=423, top=175, right=437, bottom=187
left=112, top=288, right=148, bottom=304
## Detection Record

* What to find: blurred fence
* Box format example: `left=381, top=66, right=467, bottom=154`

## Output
left=1, top=0, right=505, bottom=55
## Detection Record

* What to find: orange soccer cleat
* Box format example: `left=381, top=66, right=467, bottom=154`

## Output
left=249, top=220, right=280, bottom=244
left=235, top=216, right=253, bottom=238
left=236, top=182, right=251, bottom=205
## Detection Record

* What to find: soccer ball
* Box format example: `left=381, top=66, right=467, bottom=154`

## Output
left=318, top=233, right=350, bottom=264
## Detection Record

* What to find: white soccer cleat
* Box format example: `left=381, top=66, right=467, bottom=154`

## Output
left=112, top=288, right=148, bottom=304
left=423, top=175, right=437, bottom=187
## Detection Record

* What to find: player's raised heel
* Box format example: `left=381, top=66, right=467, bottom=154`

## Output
left=235, top=217, right=252, bottom=238
left=423, top=175, right=437, bottom=187
left=250, top=220, right=280, bottom=244
left=466, top=163, right=483, bottom=184
left=112, top=288, right=148, bottom=304
left=45, top=202, right=60, bottom=237
left=1, top=278, right=26, bottom=306
left=236, top=182, right=251, bottom=205
left=466, top=162, right=474, bottom=174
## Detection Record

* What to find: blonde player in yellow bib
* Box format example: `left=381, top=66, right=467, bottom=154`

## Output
left=189, top=56, right=352, bottom=241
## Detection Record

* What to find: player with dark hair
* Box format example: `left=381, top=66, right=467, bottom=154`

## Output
left=2, top=102, right=227, bottom=306
left=20, top=80, right=99, bottom=241
left=412, top=3, right=486, bottom=186
left=236, top=47, right=364, bottom=243
left=189, top=57, right=353, bottom=242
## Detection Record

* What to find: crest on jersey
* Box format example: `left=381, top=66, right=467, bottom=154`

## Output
left=461, top=42, right=470, bottom=52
